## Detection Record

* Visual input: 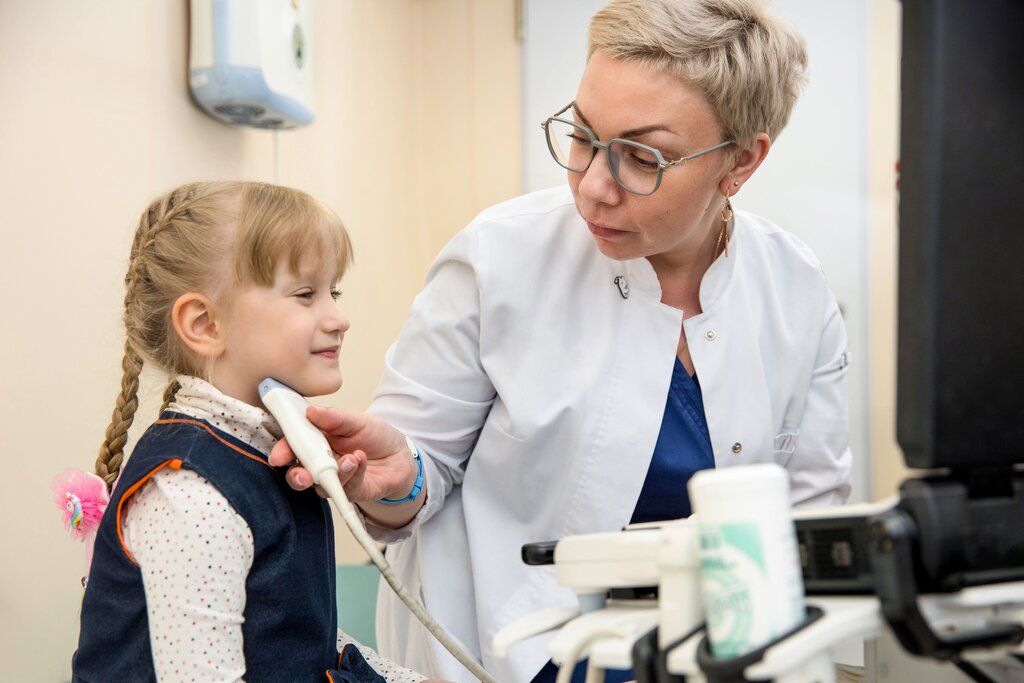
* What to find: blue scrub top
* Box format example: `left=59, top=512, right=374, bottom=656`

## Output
left=531, top=358, right=716, bottom=683
left=631, top=356, right=716, bottom=524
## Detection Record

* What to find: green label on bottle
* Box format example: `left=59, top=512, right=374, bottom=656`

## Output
left=699, top=522, right=771, bottom=658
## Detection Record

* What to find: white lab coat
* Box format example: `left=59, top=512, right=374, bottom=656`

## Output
left=368, top=186, right=851, bottom=683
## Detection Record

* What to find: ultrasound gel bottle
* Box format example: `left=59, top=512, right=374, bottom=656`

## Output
left=688, top=463, right=806, bottom=658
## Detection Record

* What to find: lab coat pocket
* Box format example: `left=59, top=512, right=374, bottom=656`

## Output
left=773, top=429, right=799, bottom=468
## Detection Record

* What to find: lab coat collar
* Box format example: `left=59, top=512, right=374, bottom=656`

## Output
left=619, top=216, right=739, bottom=309
left=699, top=215, right=739, bottom=311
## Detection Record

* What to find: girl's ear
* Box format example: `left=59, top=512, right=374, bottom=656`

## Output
left=171, top=293, right=225, bottom=358
left=720, top=132, right=772, bottom=196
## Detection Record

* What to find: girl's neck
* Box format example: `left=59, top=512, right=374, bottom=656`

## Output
left=168, top=375, right=281, bottom=454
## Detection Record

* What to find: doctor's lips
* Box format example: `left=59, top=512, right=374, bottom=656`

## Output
left=586, top=220, right=631, bottom=238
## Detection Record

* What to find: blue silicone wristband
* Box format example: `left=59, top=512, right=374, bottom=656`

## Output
left=377, top=439, right=424, bottom=505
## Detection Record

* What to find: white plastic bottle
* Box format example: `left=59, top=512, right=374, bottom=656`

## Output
left=687, top=463, right=805, bottom=658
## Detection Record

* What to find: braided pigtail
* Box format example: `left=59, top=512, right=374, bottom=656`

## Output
left=160, top=379, right=181, bottom=413
left=92, top=195, right=163, bottom=493
left=93, top=182, right=233, bottom=491
left=94, top=342, right=144, bottom=492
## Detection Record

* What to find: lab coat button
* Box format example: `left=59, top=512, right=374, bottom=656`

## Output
left=704, top=329, right=717, bottom=341
left=732, top=442, right=742, bottom=453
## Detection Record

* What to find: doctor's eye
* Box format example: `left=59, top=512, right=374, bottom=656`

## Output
left=566, top=132, right=592, bottom=148
left=620, top=144, right=660, bottom=173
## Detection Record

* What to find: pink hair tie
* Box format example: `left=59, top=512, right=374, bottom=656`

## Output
left=51, top=468, right=110, bottom=587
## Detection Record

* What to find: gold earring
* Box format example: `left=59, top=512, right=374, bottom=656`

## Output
left=717, top=191, right=733, bottom=258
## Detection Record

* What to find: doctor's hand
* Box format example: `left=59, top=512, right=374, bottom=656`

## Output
left=269, top=405, right=425, bottom=526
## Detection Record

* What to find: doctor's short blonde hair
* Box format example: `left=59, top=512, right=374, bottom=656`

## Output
left=588, top=0, right=808, bottom=148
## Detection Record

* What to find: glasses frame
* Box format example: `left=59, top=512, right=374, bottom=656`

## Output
left=542, top=102, right=734, bottom=196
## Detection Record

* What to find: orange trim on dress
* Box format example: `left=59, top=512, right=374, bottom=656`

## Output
left=154, top=418, right=274, bottom=467
left=115, top=458, right=183, bottom=565
left=326, top=644, right=349, bottom=681
left=115, top=418, right=275, bottom=565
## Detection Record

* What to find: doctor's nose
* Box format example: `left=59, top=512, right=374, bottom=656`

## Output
left=576, top=148, right=622, bottom=205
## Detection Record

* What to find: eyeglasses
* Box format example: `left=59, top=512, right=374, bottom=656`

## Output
left=541, top=102, right=734, bottom=196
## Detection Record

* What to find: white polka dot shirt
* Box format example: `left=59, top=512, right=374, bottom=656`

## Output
left=121, top=375, right=425, bottom=682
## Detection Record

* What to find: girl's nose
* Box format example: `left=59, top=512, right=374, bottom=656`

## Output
left=322, top=301, right=351, bottom=334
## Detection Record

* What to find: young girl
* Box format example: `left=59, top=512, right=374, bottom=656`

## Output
left=70, top=181, right=427, bottom=683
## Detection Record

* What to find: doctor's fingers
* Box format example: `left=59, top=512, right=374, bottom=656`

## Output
left=337, top=450, right=367, bottom=485
left=286, top=464, right=316, bottom=492
left=305, top=404, right=371, bottom=439
left=268, top=437, right=298, bottom=467
left=282, top=451, right=365, bottom=495
left=308, top=405, right=408, bottom=459
left=341, top=452, right=392, bottom=502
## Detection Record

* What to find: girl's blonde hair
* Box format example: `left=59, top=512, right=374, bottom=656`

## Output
left=588, top=0, right=808, bottom=148
left=94, top=181, right=353, bottom=490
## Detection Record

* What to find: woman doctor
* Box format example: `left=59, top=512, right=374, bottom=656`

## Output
left=272, top=1, right=852, bottom=681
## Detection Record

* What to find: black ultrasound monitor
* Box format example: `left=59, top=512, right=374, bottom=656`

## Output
left=896, top=0, right=1024, bottom=470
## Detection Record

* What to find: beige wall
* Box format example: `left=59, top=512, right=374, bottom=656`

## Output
left=867, top=0, right=907, bottom=499
left=0, top=2, right=520, bottom=680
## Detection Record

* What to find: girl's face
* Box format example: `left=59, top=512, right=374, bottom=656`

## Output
left=212, top=255, right=349, bottom=407
left=568, top=52, right=732, bottom=270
